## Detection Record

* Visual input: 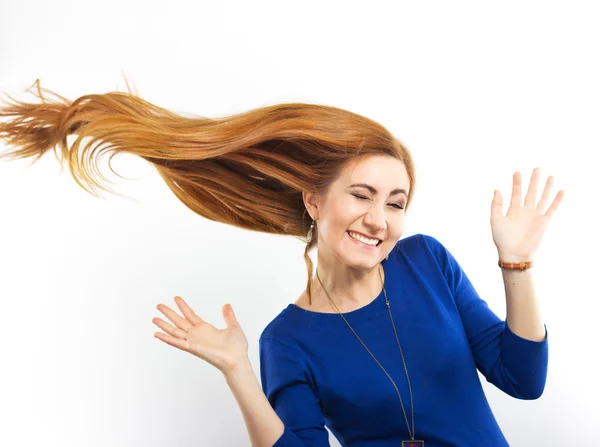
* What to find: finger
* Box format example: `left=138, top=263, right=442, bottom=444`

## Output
left=152, top=317, right=188, bottom=340
left=154, top=331, right=190, bottom=353
left=174, top=296, right=205, bottom=326
left=491, top=189, right=503, bottom=221
left=508, top=171, right=522, bottom=213
left=223, top=303, right=238, bottom=327
left=545, top=190, right=565, bottom=220
left=156, top=302, right=193, bottom=332
left=536, top=176, right=554, bottom=211
left=524, top=167, right=540, bottom=207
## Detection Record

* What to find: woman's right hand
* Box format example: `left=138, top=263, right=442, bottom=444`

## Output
left=152, top=296, right=248, bottom=375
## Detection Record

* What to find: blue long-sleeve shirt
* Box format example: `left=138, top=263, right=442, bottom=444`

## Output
left=259, top=233, right=548, bottom=447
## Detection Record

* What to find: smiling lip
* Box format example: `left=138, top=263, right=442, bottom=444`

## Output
left=347, top=231, right=381, bottom=248
left=347, top=230, right=382, bottom=241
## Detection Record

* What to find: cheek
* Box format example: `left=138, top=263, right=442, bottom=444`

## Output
left=341, top=199, right=366, bottom=218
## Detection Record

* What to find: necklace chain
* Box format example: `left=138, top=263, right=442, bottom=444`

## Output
left=315, top=264, right=416, bottom=440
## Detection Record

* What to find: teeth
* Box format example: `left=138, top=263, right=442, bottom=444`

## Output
left=348, top=231, right=379, bottom=246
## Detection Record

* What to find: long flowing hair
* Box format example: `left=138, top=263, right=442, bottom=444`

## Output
left=0, top=79, right=417, bottom=304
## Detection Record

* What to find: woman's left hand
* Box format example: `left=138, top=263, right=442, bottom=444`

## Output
left=490, top=167, right=565, bottom=263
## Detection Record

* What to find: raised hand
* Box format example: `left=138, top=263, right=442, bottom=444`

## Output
left=491, top=167, right=565, bottom=263
left=152, top=296, right=248, bottom=375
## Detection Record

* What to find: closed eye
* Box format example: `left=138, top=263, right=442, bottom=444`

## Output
left=352, top=194, right=404, bottom=210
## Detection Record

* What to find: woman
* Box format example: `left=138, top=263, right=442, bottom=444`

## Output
left=0, top=80, right=564, bottom=447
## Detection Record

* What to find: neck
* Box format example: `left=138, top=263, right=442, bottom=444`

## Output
left=312, top=257, right=384, bottom=311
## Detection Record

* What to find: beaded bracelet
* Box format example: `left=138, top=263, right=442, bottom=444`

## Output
left=498, top=260, right=533, bottom=270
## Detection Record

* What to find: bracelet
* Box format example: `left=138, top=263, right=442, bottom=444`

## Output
left=498, top=260, right=533, bottom=270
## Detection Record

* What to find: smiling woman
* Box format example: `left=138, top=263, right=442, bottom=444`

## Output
left=0, top=80, right=548, bottom=447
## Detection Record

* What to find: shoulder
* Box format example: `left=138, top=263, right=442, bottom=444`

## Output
left=259, top=302, right=300, bottom=344
left=391, top=232, right=446, bottom=258
left=388, top=233, right=456, bottom=279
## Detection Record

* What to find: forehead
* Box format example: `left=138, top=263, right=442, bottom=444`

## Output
left=339, top=155, right=409, bottom=188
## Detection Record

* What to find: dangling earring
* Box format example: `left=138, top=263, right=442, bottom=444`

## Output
left=307, top=219, right=315, bottom=243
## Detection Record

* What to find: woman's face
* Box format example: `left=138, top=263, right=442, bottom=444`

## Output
left=305, top=155, right=410, bottom=270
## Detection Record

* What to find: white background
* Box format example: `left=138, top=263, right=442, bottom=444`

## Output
left=0, top=1, right=597, bottom=446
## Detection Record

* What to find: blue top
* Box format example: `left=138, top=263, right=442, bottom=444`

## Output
left=259, top=233, right=548, bottom=447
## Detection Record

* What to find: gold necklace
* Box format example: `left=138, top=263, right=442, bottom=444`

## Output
left=315, top=264, right=425, bottom=447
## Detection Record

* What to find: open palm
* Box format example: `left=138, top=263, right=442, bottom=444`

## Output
left=491, top=167, right=565, bottom=262
left=152, top=296, right=248, bottom=375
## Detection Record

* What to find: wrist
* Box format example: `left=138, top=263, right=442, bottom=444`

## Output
left=223, top=357, right=253, bottom=383
left=498, top=253, right=533, bottom=264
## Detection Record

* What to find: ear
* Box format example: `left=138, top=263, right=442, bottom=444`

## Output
left=302, top=190, right=321, bottom=220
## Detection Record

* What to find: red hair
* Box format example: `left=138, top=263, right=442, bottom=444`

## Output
left=0, top=79, right=417, bottom=304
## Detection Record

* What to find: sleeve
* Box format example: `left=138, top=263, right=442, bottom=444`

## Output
left=421, top=234, right=549, bottom=400
left=258, top=336, right=330, bottom=447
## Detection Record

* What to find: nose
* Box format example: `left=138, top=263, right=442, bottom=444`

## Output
left=364, top=205, right=387, bottom=233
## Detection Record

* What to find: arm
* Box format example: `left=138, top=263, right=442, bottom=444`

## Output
left=259, top=337, right=331, bottom=446
left=422, top=234, right=548, bottom=400
left=502, top=267, right=546, bottom=342
left=224, top=337, right=330, bottom=447
left=225, top=360, right=292, bottom=447
left=224, top=359, right=286, bottom=447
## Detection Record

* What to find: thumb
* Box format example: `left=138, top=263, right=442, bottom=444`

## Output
left=491, top=190, right=503, bottom=220
left=223, top=304, right=238, bottom=327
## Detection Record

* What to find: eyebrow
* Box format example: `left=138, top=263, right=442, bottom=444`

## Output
left=349, top=183, right=408, bottom=197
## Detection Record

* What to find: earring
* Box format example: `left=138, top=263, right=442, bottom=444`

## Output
left=307, top=219, right=315, bottom=243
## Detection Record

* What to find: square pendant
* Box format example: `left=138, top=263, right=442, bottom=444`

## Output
left=402, top=441, right=424, bottom=447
